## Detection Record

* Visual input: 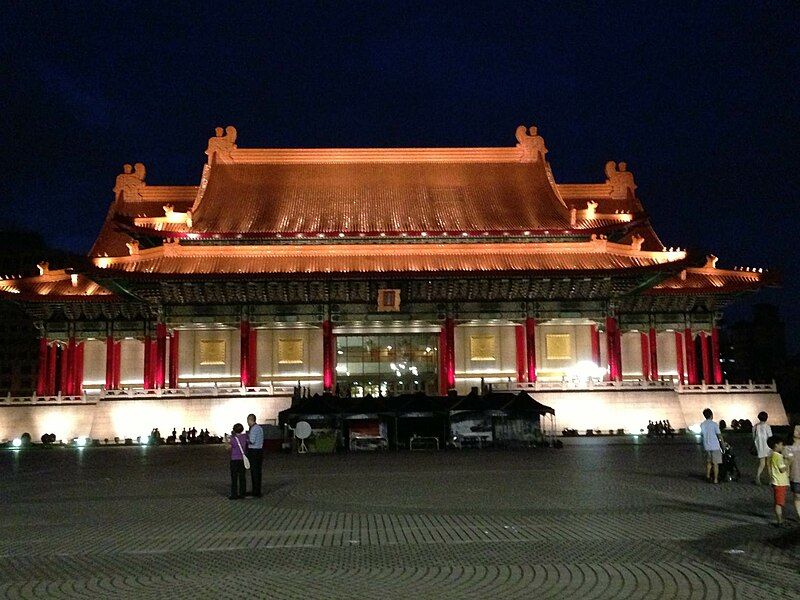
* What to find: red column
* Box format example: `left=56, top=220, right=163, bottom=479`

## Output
left=47, top=343, right=57, bottom=395
left=322, top=320, right=333, bottom=391
left=249, top=327, right=258, bottom=387
left=700, top=331, right=711, bottom=383
left=36, top=337, right=48, bottom=395
left=711, top=327, right=722, bottom=384
left=156, top=323, right=167, bottom=389
left=61, top=340, right=72, bottom=395
left=674, top=331, right=685, bottom=385
left=75, top=342, right=84, bottom=395
left=525, top=317, right=537, bottom=383
left=590, top=324, right=600, bottom=366
left=143, top=335, right=152, bottom=389
left=439, top=326, right=448, bottom=394
left=649, top=328, right=659, bottom=381
left=515, top=325, right=526, bottom=383
left=169, top=330, right=179, bottom=389
left=606, top=317, right=621, bottom=381
left=445, top=318, right=456, bottom=389
left=105, top=336, right=115, bottom=390
left=640, top=332, right=650, bottom=381
left=684, top=328, right=697, bottom=385
left=240, top=320, right=250, bottom=387
left=113, top=341, right=121, bottom=389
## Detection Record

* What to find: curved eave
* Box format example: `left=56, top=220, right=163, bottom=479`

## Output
left=115, top=214, right=650, bottom=242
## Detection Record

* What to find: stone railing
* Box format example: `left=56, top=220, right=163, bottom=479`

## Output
left=0, top=383, right=299, bottom=405
left=495, top=379, right=777, bottom=394
left=0, top=392, right=95, bottom=405
left=101, top=382, right=298, bottom=399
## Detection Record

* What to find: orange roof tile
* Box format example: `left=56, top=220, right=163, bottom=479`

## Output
left=93, top=240, right=687, bottom=276
left=188, top=159, right=572, bottom=235
left=648, top=267, right=776, bottom=294
left=0, top=271, right=114, bottom=299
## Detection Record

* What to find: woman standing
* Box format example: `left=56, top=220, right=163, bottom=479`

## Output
left=228, top=423, right=248, bottom=500
left=784, top=422, right=800, bottom=519
left=753, top=411, right=772, bottom=485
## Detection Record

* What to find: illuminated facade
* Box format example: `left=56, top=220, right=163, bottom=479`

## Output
left=0, top=125, right=786, bottom=440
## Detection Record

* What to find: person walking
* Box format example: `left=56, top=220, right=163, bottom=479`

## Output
left=753, top=411, right=772, bottom=485
left=228, top=423, right=248, bottom=500
left=767, top=436, right=790, bottom=526
left=246, top=413, right=264, bottom=498
left=700, top=408, right=723, bottom=484
left=783, top=422, right=800, bottom=521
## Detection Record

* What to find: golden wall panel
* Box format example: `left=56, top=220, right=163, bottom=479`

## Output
left=546, top=334, right=572, bottom=360
left=199, top=339, right=226, bottom=365
left=278, top=338, right=304, bottom=364
left=470, top=335, right=496, bottom=361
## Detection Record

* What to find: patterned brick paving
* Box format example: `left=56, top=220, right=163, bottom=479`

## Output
left=0, top=439, right=798, bottom=599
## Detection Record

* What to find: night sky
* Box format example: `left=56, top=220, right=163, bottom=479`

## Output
left=2, top=3, right=798, bottom=350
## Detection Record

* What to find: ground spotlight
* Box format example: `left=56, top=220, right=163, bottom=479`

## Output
left=12, top=438, right=22, bottom=448
left=76, top=436, right=87, bottom=447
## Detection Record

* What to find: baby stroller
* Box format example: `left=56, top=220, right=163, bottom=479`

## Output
left=719, top=441, right=741, bottom=482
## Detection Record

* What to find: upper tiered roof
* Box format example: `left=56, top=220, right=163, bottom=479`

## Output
left=0, top=124, right=776, bottom=302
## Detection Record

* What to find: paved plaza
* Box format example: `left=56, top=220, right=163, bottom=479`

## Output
left=1, top=437, right=798, bottom=599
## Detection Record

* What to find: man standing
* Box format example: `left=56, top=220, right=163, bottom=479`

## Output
left=700, top=408, right=723, bottom=484
left=246, top=413, right=264, bottom=497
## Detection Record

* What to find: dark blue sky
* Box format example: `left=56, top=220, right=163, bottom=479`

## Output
left=2, top=2, right=798, bottom=350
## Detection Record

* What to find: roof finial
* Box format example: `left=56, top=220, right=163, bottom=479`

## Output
left=36, top=261, right=49, bottom=276
left=704, top=255, right=718, bottom=269
left=604, top=161, right=637, bottom=200
left=515, top=125, right=547, bottom=163
left=126, top=240, right=140, bottom=256
left=205, top=125, right=238, bottom=164
left=113, top=163, right=146, bottom=201
left=631, top=234, right=644, bottom=251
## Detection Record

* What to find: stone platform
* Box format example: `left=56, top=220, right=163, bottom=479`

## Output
left=1, top=437, right=798, bottom=599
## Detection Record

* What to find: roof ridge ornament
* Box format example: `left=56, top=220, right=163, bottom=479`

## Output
left=704, top=255, right=718, bottom=269
left=631, top=234, right=644, bottom=251
left=515, top=125, right=547, bottom=163
left=113, top=163, right=146, bottom=201
left=206, top=125, right=238, bottom=164
left=604, top=161, right=637, bottom=200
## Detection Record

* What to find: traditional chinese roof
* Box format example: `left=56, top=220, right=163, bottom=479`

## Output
left=0, top=269, right=113, bottom=300
left=91, top=239, right=687, bottom=277
left=0, top=125, right=775, bottom=306
left=648, top=264, right=778, bottom=294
